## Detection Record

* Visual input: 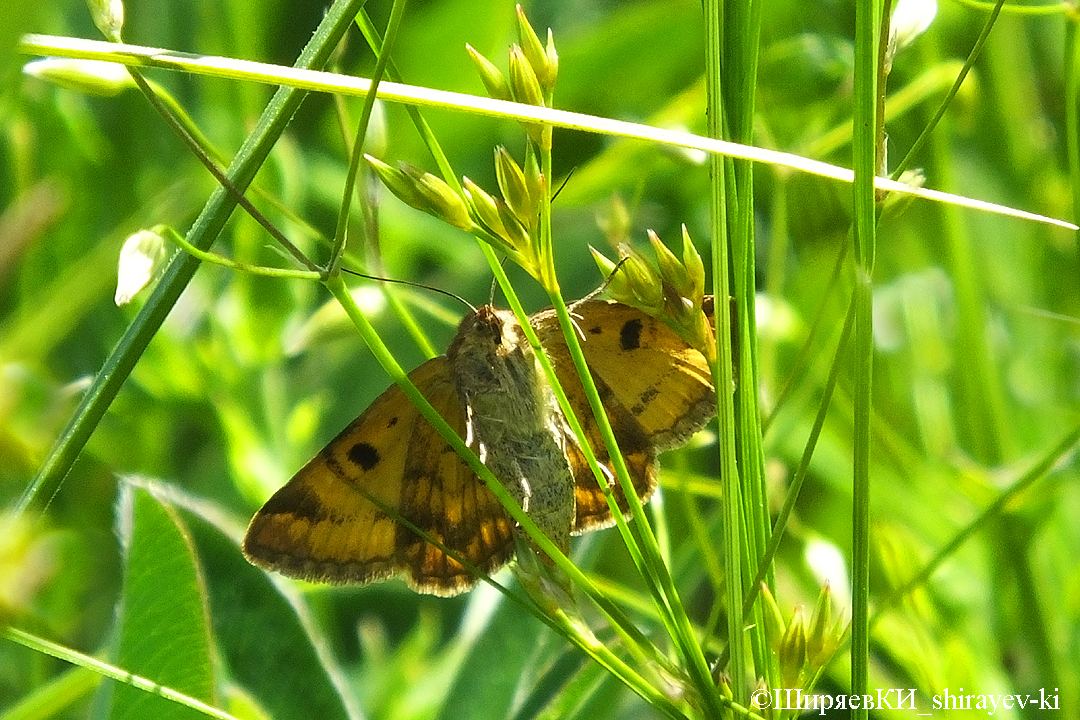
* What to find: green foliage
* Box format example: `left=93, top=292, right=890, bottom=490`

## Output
left=3, top=0, right=1080, bottom=719
left=107, top=484, right=215, bottom=720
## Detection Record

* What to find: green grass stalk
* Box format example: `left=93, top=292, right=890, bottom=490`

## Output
left=849, top=0, right=884, bottom=714
left=17, top=0, right=368, bottom=515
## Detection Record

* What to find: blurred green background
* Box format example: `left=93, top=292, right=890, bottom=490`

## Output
left=2, top=0, right=1078, bottom=718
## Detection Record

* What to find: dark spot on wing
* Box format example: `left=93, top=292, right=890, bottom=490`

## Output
left=632, top=385, right=661, bottom=415
left=347, top=442, right=380, bottom=471
left=620, top=318, right=643, bottom=351
left=587, top=324, right=603, bottom=335
left=595, top=378, right=615, bottom=404
left=387, top=416, right=399, bottom=428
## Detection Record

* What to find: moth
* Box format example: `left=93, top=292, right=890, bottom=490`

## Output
left=243, top=298, right=716, bottom=596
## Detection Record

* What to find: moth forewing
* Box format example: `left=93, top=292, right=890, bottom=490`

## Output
left=535, top=299, right=718, bottom=534
left=241, top=356, right=513, bottom=596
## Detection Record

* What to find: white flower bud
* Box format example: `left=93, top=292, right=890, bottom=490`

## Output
left=23, top=59, right=134, bottom=97
left=87, top=0, right=125, bottom=42
left=889, top=0, right=937, bottom=68
left=115, top=230, right=167, bottom=306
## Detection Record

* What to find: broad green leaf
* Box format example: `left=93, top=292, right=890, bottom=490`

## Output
left=437, top=596, right=562, bottom=720
left=108, top=483, right=216, bottom=720
left=174, top=487, right=360, bottom=720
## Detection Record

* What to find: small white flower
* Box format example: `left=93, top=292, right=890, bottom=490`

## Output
left=115, top=230, right=167, bottom=306
left=804, top=536, right=851, bottom=615
left=890, top=0, right=938, bottom=60
left=23, top=58, right=134, bottom=97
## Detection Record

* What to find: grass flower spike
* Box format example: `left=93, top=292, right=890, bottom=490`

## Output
left=515, top=4, right=558, bottom=95
left=465, top=43, right=510, bottom=101
left=365, top=155, right=473, bottom=232
left=592, top=228, right=714, bottom=359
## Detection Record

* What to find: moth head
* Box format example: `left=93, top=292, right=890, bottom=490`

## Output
left=449, top=306, right=527, bottom=359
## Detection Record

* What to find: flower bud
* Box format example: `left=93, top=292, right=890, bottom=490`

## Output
left=23, top=58, right=135, bottom=97
left=806, top=582, right=849, bottom=669
left=116, top=229, right=168, bottom=306
left=365, top=156, right=473, bottom=231
left=508, top=45, right=544, bottom=108
left=681, top=225, right=706, bottom=304
left=365, top=155, right=424, bottom=207
left=494, top=147, right=533, bottom=227
left=496, top=198, right=531, bottom=250
left=516, top=5, right=557, bottom=94
left=590, top=246, right=618, bottom=279
left=889, top=0, right=937, bottom=65
left=649, top=230, right=692, bottom=300
left=778, top=605, right=808, bottom=689
left=466, top=43, right=510, bottom=101
left=591, top=246, right=636, bottom=303
left=806, top=581, right=833, bottom=663
left=508, top=44, right=546, bottom=144
left=88, top=0, right=125, bottom=42
left=758, top=582, right=787, bottom=648
left=463, top=177, right=507, bottom=238
left=412, top=170, right=473, bottom=231
left=524, top=151, right=544, bottom=218
left=593, top=244, right=664, bottom=314
left=593, top=231, right=717, bottom=358
left=616, top=244, right=664, bottom=312
left=544, top=29, right=559, bottom=93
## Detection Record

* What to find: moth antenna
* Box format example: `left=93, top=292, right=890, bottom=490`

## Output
left=487, top=256, right=511, bottom=306
left=340, top=266, right=476, bottom=313
left=552, top=168, right=576, bottom=202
